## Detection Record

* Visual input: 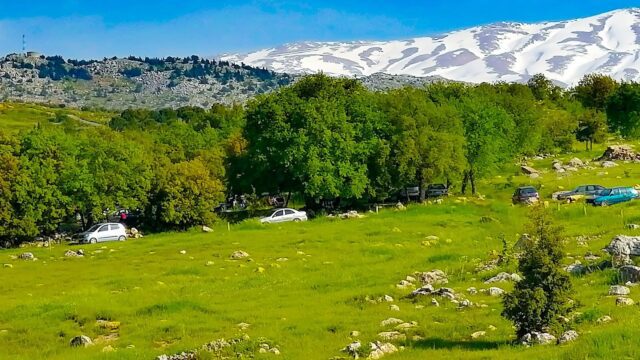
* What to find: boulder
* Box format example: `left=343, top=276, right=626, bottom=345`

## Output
left=377, top=331, right=405, bottom=341
left=568, top=158, right=584, bottom=167
left=597, top=315, right=612, bottom=324
left=389, top=305, right=400, bottom=311
left=484, top=272, right=522, bottom=284
left=598, top=145, right=638, bottom=161
left=64, top=250, right=83, bottom=257
left=609, top=285, right=630, bottom=296
left=605, top=236, right=640, bottom=264
left=471, top=331, right=486, bottom=339
left=619, top=265, right=640, bottom=283
left=18, top=252, right=34, bottom=260
left=601, top=161, right=618, bottom=168
left=467, top=287, right=478, bottom=295
left=558, top=330, right=579, bottom=344
left=395, top=322, right=417, bottom=331
left=551, top=161, right=563, bottom=171
left=368, top=341, right=397, bottom=359
left=521, top=166, right=539, bottom=175
left=431, top=298, right=439, bottom=307
left=616, top=297, right=635, bottom=306
left=488, top=287, right=505, bottom=296
left=380, top=318, right=404, bottom=327
left=416, top=269, right=448, bottom=285
left=230, top=250, right=250, bottom=259
left=564, top=262, right=586, bottom=275
left=342, top=341, right=361, bottom=358
left=70, top=335, right=94, bottom=347
left=627, top=224, right=640, bottom=230
left=519, top=332, right=556, bottom=346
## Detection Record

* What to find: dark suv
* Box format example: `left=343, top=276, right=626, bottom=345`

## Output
left=512, top=186, right=540, bottom=204
left=426, top=184, right=449, bottom=198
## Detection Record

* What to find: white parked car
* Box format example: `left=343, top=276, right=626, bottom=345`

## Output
left=75, top=223, right=127, bottom=244
left=260, top=208, right=308, bottom=224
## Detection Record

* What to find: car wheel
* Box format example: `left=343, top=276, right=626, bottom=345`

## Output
left=294, top=218, right=301, bottom=222
left=601, top=201, right=609, bottom=207
left=118, top=236, right=126, bottom=241
left=89, top=238, right=97, bottom=244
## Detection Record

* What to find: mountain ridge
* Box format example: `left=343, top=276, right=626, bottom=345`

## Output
left=221, top=8, right=640, bottom=86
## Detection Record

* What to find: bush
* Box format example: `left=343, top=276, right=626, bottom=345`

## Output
left=502, top=205, right=574, bottom=338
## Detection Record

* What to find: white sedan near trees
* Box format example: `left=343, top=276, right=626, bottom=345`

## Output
left=260, top=208, right=308, bottom=224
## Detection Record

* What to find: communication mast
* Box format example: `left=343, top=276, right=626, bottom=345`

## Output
left=22, top=34, right=26, bottom=54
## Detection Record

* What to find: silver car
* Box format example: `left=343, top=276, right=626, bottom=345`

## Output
left=75, top=223, right=127, bottom=243
left=260, top=208, right=308, bottom=224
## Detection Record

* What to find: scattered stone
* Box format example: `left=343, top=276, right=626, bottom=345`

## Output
left=276, top=257, right=288, bottom=262
left=389, top=305, right=400, bottom=311
left=230, top=251, right=250, bottom=260
left=488, top=325, right=497, bottom=331
left=368, top=341, right=398, bottom=359
left=619, top=265, right=640, bottom=283
left=236, top=322, right=250, bottom=331
left=395, top=322, right=417, bottom=331
left=383, top=295, right=394, bottom=302
left=415, top=269, right=448, bottom=285
left=519, top=332, right=556, bottom=346
left=564, top=262, right=586, bottom=275
left=459, top=299, right=473, bottom=308
left=584, top=252, right=601, bottom=262
left=431, top=298, right=439, bottom=307
left=410, top=284, right=434, bottom=296
left=605, top=235, right=640, bottom=265
left=471, top=331, right=486, bottom=339
left=342, top=341, right=361, bottom=358
left=467, top=287, right=478, bottom=295
left=627, top=224, right=640, bottom=230
left=202, top=225, right=213, bottom=233
left=378, top=331, right=406, bottom=341
left=484, top=272, right=521, bottom=284
left=609, top=285, right=630, bottom=296
left=597, top=315, right=612, bottom=324
left=3, top=264, right=12, bottom=268
left=488, top=287, right=505, bottom=296
left=70, top=335, right=94, bottom=348
left=179, top=250, right=187, bottom=255
left=96, top=320, right=120, bottom=331
left=395, top=202, right=406, bottom=211
left=205, top=261, right=215, bottom=266
left=18, top=252, right=34, bottom=261
left=396, top=280, right=413, bottom=289
left=601, top=161, right=618, bottom=168
left=380, top=318, right=404, bottom=327
left=350, top=331, right=360, bottom=337
left=340, top=210, right=364, bottom=219
left=102, top=345, right=115, bottom=353
left=521, top=166, right=539, bottom=175
left=598, top=145, right=638, bottom=161
left=616, top=297, right=635, bottom=306
left=568, top=158, right=584, bottom=167
left=64, top=249, right=84, bottom=257
left=558, top=330, right=579, bottom=344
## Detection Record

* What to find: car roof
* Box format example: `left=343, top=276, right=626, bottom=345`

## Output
left=517, top=186, right=536, bottom=190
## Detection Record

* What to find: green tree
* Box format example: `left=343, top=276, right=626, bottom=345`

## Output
left=502, top=205, right=574, bottom=339
left=575, top=109, right=607, bottom=150
left=606, top=83, right=640, bottom=138
left=458, top=97, right=515, bottom=194
left=573, top=74, right=618, bottom=111
left=527, top=74, right=555, bottom=101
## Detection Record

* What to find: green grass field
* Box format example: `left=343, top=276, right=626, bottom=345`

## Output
left=3, top=143, right=640, bottom=359
left=0, top=102, right=114, bottom=132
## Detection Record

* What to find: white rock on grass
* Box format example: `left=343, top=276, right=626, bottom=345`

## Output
left=488, top=287, right=505, bottom=296
left=230, top=250, right=250, bottom=259
left=377, top=331, right=406, bottom=341
left=616, top=297, right=635, bottom=306
left=380, top=318, right=404, bottom=327
left=484, top=272, right=521, bottom=284
left=70, top=335, right=94, bottom=348
left=519, top=332, right=556, bottom=346
left=609, top=285, right=630, bottom=296
left=558, top=330, right=579, bottom=344
left=368, top=341, right=398, bottom=359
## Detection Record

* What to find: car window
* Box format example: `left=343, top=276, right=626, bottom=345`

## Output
left=274, top=210, right=284, bottom=217
left=98, top=225, right=109, bottom=232
left=521, top=188, right=536, bottom=194
left=576, top=186, right=586, bottom=192
left=612, top=189, right=620, bottom=195
left=109, top=224, right=120, bottom=231
left=285, top=209, right=295, bottom=215
left=586, top=186, right=594, bottom=191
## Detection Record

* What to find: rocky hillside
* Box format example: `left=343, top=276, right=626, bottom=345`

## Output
left=222, top=8, right=640, bottom=86
left=0, top=54, right=293, bottom=109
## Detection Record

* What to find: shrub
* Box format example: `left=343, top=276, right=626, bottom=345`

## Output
left=502, top=205, right=574, bottom=338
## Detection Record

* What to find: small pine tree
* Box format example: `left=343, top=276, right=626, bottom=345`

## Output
left=502, top=205, right=574, bottom=339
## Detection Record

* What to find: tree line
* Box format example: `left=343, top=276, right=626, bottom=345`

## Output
left=0, top=73, right=638, bottom=244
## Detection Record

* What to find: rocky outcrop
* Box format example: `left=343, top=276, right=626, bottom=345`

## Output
left=598, top=145, right=639, bottom=161
left=519, top=332, right=556, bottom=346
left=605, top=236, right=640, bottom=264
left=619, top=265, right=640, bottom=283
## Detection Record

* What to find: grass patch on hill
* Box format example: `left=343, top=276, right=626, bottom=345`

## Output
left=2, top=144, right=640, bottom=359
left=0, top=102, right=114, bottom=132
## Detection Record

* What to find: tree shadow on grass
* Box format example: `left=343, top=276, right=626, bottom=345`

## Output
left=413, top=337, right=508, bottom=351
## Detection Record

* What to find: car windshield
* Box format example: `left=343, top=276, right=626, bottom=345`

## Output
left=430, top=184, right=445, bottom=189
left=521, top=188, right=537, bottom=194
left=86, top=224, right=101, bottom=232
left=598, top=189, right=612, bottom=196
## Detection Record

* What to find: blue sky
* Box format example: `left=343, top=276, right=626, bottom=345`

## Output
left=0, top=0, right=638, bottom=58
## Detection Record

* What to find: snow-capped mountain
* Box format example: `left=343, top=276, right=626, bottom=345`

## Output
left=221, top=8, right=640, bottom=86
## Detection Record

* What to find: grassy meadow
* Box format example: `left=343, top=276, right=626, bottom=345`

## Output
left=0, top=102, right=114, bottom=132
left=3, top=143, right=640, bottom=359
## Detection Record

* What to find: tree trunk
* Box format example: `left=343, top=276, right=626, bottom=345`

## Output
left=285, top=191, right=292, bottom=207
left=461, top=171, right=469, bottom=195
left=470, top=170, right=477, bottom=195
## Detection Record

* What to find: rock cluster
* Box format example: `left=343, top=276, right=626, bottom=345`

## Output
left=598, top=145, right=639, bottom=161
left=484, top=272, right=521, bottom=284
left=605, top=235, right=640, bottom=265
left=519, top=332, right=556, bottom=346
